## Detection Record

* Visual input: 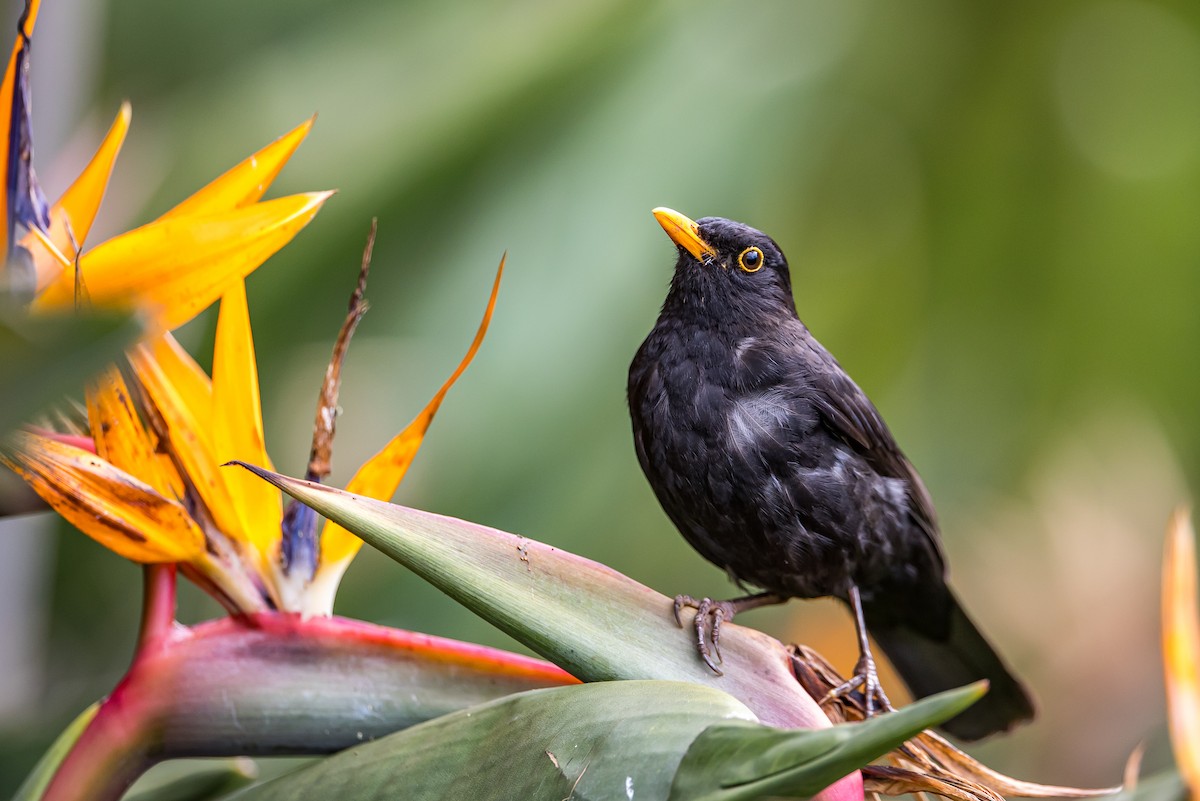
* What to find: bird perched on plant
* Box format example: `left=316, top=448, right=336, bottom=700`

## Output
left=627, top=207, right=1034, bottom=740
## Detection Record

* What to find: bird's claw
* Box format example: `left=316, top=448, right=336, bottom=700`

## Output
left=672, top=594, right=732, bottom=675
left=820, top=651, right=894, bottom=717
left=672, top=594, right=694, bottom=628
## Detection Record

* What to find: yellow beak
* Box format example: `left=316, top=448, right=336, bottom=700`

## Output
left=652, top=207, right=716, bottom=263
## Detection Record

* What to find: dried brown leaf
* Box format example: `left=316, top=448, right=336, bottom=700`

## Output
left=865, top=765, right=1005, bottom=801
left=790, top=645, right=1120, bottom=800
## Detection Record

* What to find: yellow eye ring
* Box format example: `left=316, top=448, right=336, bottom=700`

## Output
left=738, top=247, right=764, bottom=273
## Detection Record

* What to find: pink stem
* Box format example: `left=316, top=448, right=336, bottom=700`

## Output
left=136, top=565, right=176, bottom=651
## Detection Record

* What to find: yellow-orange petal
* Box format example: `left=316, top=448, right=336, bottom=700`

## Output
left=0, top=0, right=40, bottom=260
left=1165, top=506, right=1200, bottom=801
left=316, top=254, right=504, bottom=570
left=33, top=191, right=333, bottom=329
left=86, top=364, right=181, bottom=498
left=131, top=338, right=245, bottom=550
left=4, top=431, right=205, bottom=564
left=22, top=102, right=131, bottom=292
left=140, top=332, right=213, bottom=431
left=128, top=332, right=213, bottom=494
left=159, top=117, right=314, bottom=220
left=211, top=281, right=281, bottom=559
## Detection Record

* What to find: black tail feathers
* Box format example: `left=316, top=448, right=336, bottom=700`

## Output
left=867, top=589, right=1035, bottom=741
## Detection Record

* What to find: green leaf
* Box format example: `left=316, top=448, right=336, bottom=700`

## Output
left=227, top=680, right=757, bottom=801
left=232, top=467, right=833, bottom=732
left=223, top=682, right=984, bottom=801
left=11, top=702, right=99, bottom=801
left=125, top=759, right=258, bottom=801
left=668, top=683, right=987, bottom=801
left=0, top=302, right=140, bottom=434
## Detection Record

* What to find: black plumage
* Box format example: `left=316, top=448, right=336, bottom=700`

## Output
left=627, top=208, right=1034, bottom=740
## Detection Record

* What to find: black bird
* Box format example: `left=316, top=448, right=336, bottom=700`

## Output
left=627, top=207, right=1034, bottom=740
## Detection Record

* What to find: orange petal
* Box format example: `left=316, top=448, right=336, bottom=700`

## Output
left=0, top=0, right=40, bottom=260
left=159, top=117, right=315, bottom=220
left=1165, top=506, right=1200, bottom=801
left=142, top=332, right=213, bottom=431
left=317, top=255, right=504, bottom=569
left=130, top=338, right=245, bottom=549
left=86, top=364, right=181, bottom=498
left=4, top=431, right=204, bottom=564
left=128, top=332, right=213, bottom=492
left=33, top=191, right=332, bottom=329
left=211, top=281, right=282, bottom=559
left=22, top=102, right=131, bottom=292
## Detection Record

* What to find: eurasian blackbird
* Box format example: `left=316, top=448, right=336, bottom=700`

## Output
left=627, top=207, right=1034, bottom=740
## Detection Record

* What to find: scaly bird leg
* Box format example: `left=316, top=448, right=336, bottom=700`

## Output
left=822, top=584, right=894, bottom=716
left=673, top=592, right=785, bottom=675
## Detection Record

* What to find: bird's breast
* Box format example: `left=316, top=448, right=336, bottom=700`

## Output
left=631, top=325, right=819, bottom=573
left=629, top=319, right=923, bottom=599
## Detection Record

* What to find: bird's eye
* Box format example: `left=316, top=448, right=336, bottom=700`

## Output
left=738, top=247, right=764, bottom=273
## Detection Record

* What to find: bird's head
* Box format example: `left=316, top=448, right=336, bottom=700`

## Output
left=652, top=207, right=796, bottom=323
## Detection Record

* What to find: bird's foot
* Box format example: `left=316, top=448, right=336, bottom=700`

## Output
left=672, top=592, right=786, bottom=676
left=820, top=650, right=894, bottom=718
left=673, top=595, right=737, bottom=675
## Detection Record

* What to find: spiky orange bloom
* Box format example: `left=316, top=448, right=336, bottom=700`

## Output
left=23, top=108, right=328, bottom=326
left=8, top=261, right=503, bottom=614
left=0, top=0, right=474, bottom=615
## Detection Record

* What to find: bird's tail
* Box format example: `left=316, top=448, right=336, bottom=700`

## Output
left=866, top=589, right=1035, bottom=741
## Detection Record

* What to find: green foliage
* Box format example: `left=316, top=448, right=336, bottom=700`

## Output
left=668, top=684, right=984, bottom=801
left=224, top=682, right=980, bottom=801
left=227, top=681, right=744, bottom=801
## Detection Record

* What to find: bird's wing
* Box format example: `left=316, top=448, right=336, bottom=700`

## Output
left=796, top=336, right=944, bottom=565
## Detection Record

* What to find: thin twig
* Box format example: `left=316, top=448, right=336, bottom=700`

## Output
left=305, top=218, right=375, bottom=482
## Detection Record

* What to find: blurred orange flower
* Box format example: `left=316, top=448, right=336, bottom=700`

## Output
left=1164, top=506, right=1200, bottom=801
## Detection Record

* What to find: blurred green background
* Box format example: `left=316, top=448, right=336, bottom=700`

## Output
left=2, top=0, right=1198, bottom=793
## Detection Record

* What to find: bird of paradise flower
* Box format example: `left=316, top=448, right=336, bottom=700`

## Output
left=8, top=246, right=504, bottom=616
left=0, top=5, right=571, bottom=799
left=0, top=0, right=509, bottom=619
left=5, top=243, right=573, bottom=801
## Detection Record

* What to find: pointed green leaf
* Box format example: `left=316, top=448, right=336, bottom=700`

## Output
left=219, top=682, right=984, bottom=801
left=11, top=702, right=100, bottom=801
left=227, top=681, right=757, bottom=801
left=668, top=683, right=987, bottom=801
